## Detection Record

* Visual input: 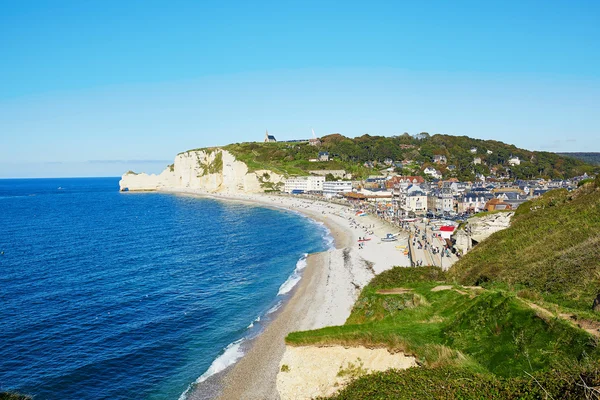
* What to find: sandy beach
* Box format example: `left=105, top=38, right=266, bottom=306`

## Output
left=165, top=189, right=412, bottom=399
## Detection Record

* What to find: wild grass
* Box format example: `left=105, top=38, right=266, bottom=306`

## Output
left=286, top=267, right=598, bottom=380
left=449, top=185, right=600, bottom=314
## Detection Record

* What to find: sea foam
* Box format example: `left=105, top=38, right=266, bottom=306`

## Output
left=277, top=254, right=308, bottom=295
left=178, top=339, right=246, bottom=400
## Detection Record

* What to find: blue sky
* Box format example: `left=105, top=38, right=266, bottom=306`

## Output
left=1, top=0, right=599, bottom=177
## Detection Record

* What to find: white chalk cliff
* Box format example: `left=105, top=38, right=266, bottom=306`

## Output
left=453, top=211, right=514, bottom=254
left=119, top=149, right=283, bottom=193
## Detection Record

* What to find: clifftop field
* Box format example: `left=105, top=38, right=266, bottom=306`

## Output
left=211, top=133, right=598, bottom=180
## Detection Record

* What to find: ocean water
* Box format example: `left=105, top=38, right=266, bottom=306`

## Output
left=0, top=178, right=331, bottom=399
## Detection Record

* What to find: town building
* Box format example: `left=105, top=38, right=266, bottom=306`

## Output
left=405, top=188, right=428, bottom=214
left=473, top=157, right=482, bottom=165
left=457, top=192, right=494, bottom=213
left=318, top=152, right=330, bottom=162
left=423, top=167, right=442, bottom=179
left=508, top=156, right=521, bottom=166
left=323, top=181, right=353, bottom=198
left=283, top=176, right=325, bottom=193
left=433, top=155, right=447, bottom=164
left=484, top=198, right=512, bottom=211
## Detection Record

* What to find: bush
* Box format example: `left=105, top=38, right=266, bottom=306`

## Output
left=322, top=365, right=600, bottom=400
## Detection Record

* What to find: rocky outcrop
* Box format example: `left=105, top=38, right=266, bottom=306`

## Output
left=453, top=211, right=514, bottom=255
left=119, top=149, right=283, bottom=194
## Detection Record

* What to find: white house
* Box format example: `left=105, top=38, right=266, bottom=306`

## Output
left=508, top=156, right=521, bottom=166
left=323, top=181, right=353, bottom=198
left=473, top=157, right=482, bottom=165
left=284, top=176, right=325, bottom=193
left=470, top=147, right=477, bottom=153
left=433, top=155, right=447, bottom=164
left=424, top=167, right=442, bottom=179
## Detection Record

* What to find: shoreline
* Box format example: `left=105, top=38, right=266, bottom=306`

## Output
left=156, top=189, right=410, bottom=399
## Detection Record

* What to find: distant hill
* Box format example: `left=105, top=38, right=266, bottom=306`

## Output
left=218, top=134, right=597, bottom=181
left=449, top=178, right=600, bottom=313
left=557, top=152, right=600, bottom=165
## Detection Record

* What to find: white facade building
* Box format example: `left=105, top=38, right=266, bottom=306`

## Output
left=323, top=181, right=353, bottom=198
left=405, top=190, right=428, bottom=214
left=508, top=156, right=521, bottom=166
left=284, top=176, right=325, bottom=193
left=424, top=167, right=442, bottom=179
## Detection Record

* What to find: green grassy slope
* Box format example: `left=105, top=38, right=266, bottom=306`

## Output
left=287, top=266, right=599, bottom=398
left=449, top=181, right=600, bottom=313
left=287, top=267, right=596, bottom=378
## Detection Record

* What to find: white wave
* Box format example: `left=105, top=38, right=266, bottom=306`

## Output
left=277, top=254, right=308, bottom=295
left=178, top=338, right=246, bottom=399
left=266, top=300, right=283, bottom=314
left=247, top=315, right=261, bottom=329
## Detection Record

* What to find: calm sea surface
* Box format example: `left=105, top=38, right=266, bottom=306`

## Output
left=0, top=178, right=330, bottom=399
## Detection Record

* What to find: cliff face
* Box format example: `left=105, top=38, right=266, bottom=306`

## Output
left=119, top=149, right=283, bottom=193
left=453, top=211, right=514, bottom=254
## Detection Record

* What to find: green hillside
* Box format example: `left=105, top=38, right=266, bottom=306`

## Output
left=449, top=178, right=600, bottom=314
left=286, top=266, right=600, bottom=399
left=199, top=133, right=599, bottom=180
left=558, top=152, right=600, bottom=166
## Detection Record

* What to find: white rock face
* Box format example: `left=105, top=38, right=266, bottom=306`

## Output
left=453, top=211, right=514, bottom=254
left=119, top=149, right=283, bottom=193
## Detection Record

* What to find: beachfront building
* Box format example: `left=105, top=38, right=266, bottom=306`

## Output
left=405, top=189, right=428, bottom=214
left=323, top=181, right=353, bottom=198
left=284, top=176, right=325, bottom=193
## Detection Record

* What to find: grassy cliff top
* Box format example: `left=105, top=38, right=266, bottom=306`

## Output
left=287, top=266, right=599, bottom=399
left=180, top=133, right=597, bottom=180
left=449, top=178, right=600, bottom=314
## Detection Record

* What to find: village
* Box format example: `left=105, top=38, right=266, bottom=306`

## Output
left=264, top=131, right=593, bottom=270
left=269, top=130, right=590, bottom=219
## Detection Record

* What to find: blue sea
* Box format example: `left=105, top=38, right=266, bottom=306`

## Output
left=0, top=178, right=331, bottom=399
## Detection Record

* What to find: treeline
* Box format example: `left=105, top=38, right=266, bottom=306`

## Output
left=557, top=152, right=600, bottom=166
left=318, top=133, right=595, bottom=180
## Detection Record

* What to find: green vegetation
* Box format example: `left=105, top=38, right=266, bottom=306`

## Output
left=287, top=265, right=599, bottom=398
left=321, top=364, right=600, bottom=400
left=280, top=364, right=290, bottom=372
left=180, top=133, right=597, bottom=180
left=450, top=183, right=600, bottom=314
left=196, top=150, right=223, bottom=176
left=337, top=358, right=369, bottom=379
left=558, top=152, right=600, bottom=165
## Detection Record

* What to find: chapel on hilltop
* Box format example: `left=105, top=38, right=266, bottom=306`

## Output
left=264, top=130, right=277, bottom=142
